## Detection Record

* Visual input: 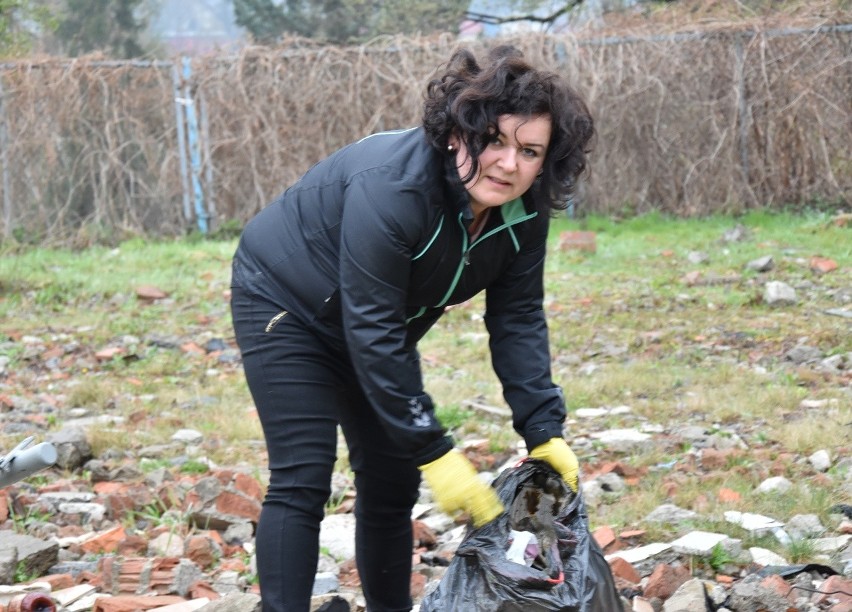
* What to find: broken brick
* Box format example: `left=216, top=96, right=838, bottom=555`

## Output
left=92, top=595, right=186, bottom=612
left=643, top=563, right=690, bottom=600
left=81, top=525, right=127, bottom=554
left=608, top=556, right=640, bottom=585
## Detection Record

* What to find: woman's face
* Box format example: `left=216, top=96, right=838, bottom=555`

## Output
left=451, top=114, right=551, bottom=218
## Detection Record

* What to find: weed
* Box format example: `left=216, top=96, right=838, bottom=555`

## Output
left=0, top=344, right=23, bottom=365
left=325, top=491, right=350, bottom=514
left=124, top=498, right=189, bottom=540
left=14, top=561, right=39, bottom=584
left=771, top=404, right=852, bottom=454
left=487, top=428, right=517, bottom=454
left=140, top=458, right=173, bottom=473
left=785, top=538, right=819, bottom=564
left=435, top=404, right=475, bottom=431
left=748, top=484, right=836, bottom=522
left=66, top=378, right=114, bottom=409
left=87, top=427, right=134, bottom=459
left=179, top=459, right=211, bottom=475
left=129, top=500, right=167, bottom=526
left=24, top=474, right=51, bottom=487
left=708, top=543, right=734, bottom=572
left=9, top=505, right=53, bottom=535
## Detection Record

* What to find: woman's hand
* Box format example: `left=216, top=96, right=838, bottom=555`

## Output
left=529, top=438, right=579, bottom=491
left=419, top=450, right=503, bottom=527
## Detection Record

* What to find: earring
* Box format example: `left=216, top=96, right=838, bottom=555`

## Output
left=447, top=144, right=455, bottom=152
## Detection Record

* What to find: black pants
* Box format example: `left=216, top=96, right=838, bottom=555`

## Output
left=231, top=286, right=421, bottom=612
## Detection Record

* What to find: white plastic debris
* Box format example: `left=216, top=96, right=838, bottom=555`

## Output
left=506, top=530, right=538, bottom=566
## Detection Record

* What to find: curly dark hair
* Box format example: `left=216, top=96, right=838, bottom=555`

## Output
left=423, top=45, right=595, bottom=213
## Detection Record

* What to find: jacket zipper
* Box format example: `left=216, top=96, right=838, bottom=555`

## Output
left=438, top=205, right=537, bottom=306
left=407, top=199, right=537, bottom=322
left=461, top=201, right=538, bottom=266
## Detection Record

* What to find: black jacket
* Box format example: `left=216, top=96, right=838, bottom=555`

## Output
left=232, top=127, right=566, bottom=464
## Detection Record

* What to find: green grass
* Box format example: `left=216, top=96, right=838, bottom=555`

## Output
left=1, top=211, right=850, bottom=555
left=0, top=238, right=236, bottom=341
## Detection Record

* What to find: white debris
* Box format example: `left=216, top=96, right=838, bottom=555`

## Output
left=749, top=547, right=789, bottom=567
left=724, top=511, right=784, bottom=533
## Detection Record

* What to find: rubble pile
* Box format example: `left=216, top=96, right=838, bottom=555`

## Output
left=0, top=421, right=848, bottom=611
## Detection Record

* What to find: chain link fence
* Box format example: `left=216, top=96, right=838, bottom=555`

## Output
left=0, top=26, right=849, bottom=246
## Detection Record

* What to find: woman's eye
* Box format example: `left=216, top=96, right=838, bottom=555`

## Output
left=521, top=148, right=538, bottom=158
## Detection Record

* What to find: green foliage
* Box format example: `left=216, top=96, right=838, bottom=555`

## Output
left=139, top=457, right=173, bottom=473
left=785, top=537, right=819, bottom=564
left=9, top=503, right=52, bottom=535
left=125, top=498, right=186, bottom=530
left=179, top=458, right=211, bottom=474
left=54, top=0, right=152, bottom=58
left=369, top=0, right=469, bottom=38
left=435, top=403, right=474, bottom=430
left=233, top=0, right=296, bottom=43
left=0, top=0, right=57, bottom=57
left=233, top=0, right=469, bottom=44
left=14, top=561, right=40, bottom=583
left=707, top=543, right=734, bottom=572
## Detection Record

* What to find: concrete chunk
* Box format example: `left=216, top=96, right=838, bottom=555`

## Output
left=671, top=531, right=738, bottom=557
left=0, top=532, right=59, bottom=577
left=724, top=511, right=784, bottom=533
left=197, top=593, right=262, bottom=611
left=606, top=542, right=672, bottom=564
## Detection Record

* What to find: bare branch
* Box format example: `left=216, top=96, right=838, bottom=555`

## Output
left=465, top=1, right=583, bottom=26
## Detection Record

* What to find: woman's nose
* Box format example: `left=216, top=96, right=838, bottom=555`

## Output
left=497, top=148, right=518, bottom=172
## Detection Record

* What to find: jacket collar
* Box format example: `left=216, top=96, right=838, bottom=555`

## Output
left=441, top=156, right=476, bottom=221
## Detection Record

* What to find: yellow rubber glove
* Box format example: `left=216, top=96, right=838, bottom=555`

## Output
left=419, top=450, right=504, bottom=527
left=529, top=438, right=580, bottom=492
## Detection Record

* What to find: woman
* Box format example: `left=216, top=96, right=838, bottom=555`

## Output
left=230, top=45, right=595, bottom=612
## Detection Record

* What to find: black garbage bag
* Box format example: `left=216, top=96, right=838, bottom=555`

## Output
left=420, top=459, right=622, bottom=612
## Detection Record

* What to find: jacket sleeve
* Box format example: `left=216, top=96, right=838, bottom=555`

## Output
left=338, top=169, right=452, bottom=465
left=484, top=212, right=567, bottom=452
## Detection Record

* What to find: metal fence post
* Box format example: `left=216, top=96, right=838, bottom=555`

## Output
left=734, top=33, right=750, bottom=185
left=199, top=90, right=215, bottom=231
left=0, top=77, right=10, bottom=240
left=171, top=63, right=192, bottom=226
left=182, top=57, right=208, bottom=235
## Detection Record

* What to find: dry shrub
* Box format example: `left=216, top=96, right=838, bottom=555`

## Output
left=580, top=24, right=850, bottom=216
left=0, top=14, right=849, bottom=245
left=0, top=59, right=183, bottom=245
